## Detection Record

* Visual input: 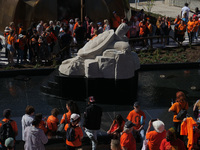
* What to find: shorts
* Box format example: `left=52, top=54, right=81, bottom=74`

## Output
left=7, top=44, right=14, bottom=52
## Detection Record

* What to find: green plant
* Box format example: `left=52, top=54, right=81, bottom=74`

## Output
left=143, top=0, right=155, bottom=14
left=34, top=63, right=41, bottom=69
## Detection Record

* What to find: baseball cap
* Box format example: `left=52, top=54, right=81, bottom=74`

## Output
left=70, top=113, right=80, bottom=122
left=89, top=96, right=95, bottom=103
left=113, top=11, right=116, bottom=14
left=97, top=22, right=102, bottom=25
left=124, top=121, right=135, bottom=128
left=69, top=19, right=74, bottom=23
left=5, top=137, right=14, bottom=148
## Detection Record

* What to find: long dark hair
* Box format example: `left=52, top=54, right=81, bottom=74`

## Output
left=67, top=100, right=80, bottom=115
left=115, top=114, right=124, bottom=126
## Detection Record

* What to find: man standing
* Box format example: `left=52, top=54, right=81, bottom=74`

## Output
left=127, top=102, right=146, bottom=146
left=112, top=11, right=121, bottom=31
left=181, top=3, right=194, bottom=19
left=83, top=96, right=102, bottom=150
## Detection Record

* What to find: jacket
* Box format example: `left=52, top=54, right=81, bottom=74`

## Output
left=21, top=114, right=34, bottom=141
left=24, top=126, right=48, bottom=150
left=83, top=104, right=102, bottom=130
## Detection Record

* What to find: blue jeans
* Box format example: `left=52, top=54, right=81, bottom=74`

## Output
left=17, top=49, right=24, bottom=64
left=84, top=128, right=98, bottom=150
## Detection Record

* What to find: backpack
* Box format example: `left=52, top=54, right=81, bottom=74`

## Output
left=66, top=124, right=76, bottom=142
left=0, top=120, right=15, bottom=144
left=176, top=102, right=188, bottom=120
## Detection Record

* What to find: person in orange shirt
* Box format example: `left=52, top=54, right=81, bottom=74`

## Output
left=177, top=20, right=187, bottom=44
left=90, top=29, right=98, bottom=41
left=146, top=119, right=166, bottom=150
left=160, top=127, right=186, bottom=150
left=112, top=11, right=121, bottom=31
left=139, top=20, right=147, bottom=46
left=47, top=108, right=59, bottom=138
left=107, top=114, right=125, bottom=139
left=60, top=100, right=80, bottom=125
left=193, top=16, right=200, bottom=41
left=120, top=121, right=136, bottom=150
left=168, top=91, right=189, bottom=139
left=187, top=16, right=195, bottom=44
left=174, top=15, right=182, bottom=40
left=16, top=34, right=25, bottom=64
left=127, top=102, right=146, bottom=146
left=35, top=113, right=48, bottom=134
left=7, top=30, right=16, bottom=65
left=65, top=113, right=83, bottom=150
left=0, top=109, right=18, bottom=149
left=73, top=18, right=80, bottom=36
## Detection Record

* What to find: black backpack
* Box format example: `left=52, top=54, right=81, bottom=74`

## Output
left=66, top=124, right=76, bottom=142
left=0, top=120, right=15, bottom=144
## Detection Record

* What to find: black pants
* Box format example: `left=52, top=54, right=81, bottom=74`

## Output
left=174, top=122, right=183, bottom=141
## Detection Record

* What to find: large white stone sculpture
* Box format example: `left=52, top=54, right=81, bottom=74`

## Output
left=59, top=23, right=140, bottom=79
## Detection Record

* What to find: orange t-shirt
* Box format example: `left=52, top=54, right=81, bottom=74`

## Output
left=146, top=130, right=167, bottom=150
left=160, top=138, right=186, bottom=150
left=7, top=35, right=15, bottom=45
left=193, top=21, right=200, bottom=32
left=178, top=24, right=186, bottom=35
left=174, top=18, right=181, bottom=29
left=187, top=21, right=195, bottom=33
left=90, top=34, right=98, bottom=40
left=39, top=120, right=48, bottom=134
left=73, top=22, right=78, bottom=31
left=112, top=16, right=121, bottom=28
left=0, top=118, right=18, bottom=137
left=47, top=115, right=59, bottom=132
left=60, top=111, right=71, bottom=124
left=170, top=101, right=189, bottom=122
left=127, top=110, right=146, bottom=130
left=120, top=132, right=136, bottom=150
left=139, top=22, right=147, bottom=36
left=64, top=124, right=83, bottom=147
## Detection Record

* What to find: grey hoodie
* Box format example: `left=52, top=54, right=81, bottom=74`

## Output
left=24, top=126, right=48, bottom=150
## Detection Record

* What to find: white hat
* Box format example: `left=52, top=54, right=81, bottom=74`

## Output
left=70, top=113, right=80, bottom=122
left=69, top=19, right=74, bottom=23
left=152, top=120, right=165, bottom=133
left=4, top=26, right=10, bottom=33
left=18, top=34, right=24, bottom=39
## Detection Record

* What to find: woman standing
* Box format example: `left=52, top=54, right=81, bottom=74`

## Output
left=24, top=117, right=48, bottom=150
left=7, top=30, right=16, bottom=65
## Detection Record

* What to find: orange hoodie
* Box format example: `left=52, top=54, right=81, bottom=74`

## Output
left=180, top=117, right=197, bottom=150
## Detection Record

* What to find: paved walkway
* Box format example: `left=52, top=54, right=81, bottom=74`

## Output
left=130, top=1, right=192, bottom=18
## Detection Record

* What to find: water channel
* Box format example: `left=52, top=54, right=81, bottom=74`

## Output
left=0, top=68, right=199, bottom=140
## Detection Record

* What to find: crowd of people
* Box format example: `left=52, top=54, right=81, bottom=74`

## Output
left=2, top=3, right=200, bottom=66
left=0, top=92, right=200, bottom=150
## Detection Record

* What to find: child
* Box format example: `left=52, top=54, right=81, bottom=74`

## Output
left=65, top=113, right=83, bottom=150
left=47, top=108, right=59, bottom=138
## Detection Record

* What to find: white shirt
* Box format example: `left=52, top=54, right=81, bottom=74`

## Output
left=21, top=114, right=34, bottom=141
left=182, top=6, right=190, bottom=18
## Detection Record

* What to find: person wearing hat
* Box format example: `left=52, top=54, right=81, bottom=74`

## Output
left=160, top=127, right=186, bottom=150
left=127, top=101, right=146, bottom=146
left=97, top=22, right=103, bottom=34
left=83, top=96, right=102, bottom=150
left=69, top=19, right=75, bottom=36
left=120, top=121, right=136, bottom=150
left=146, top=119, right=166, bottom=150
left=5, top=137, right=14, bottom=150
left=112, top=11, right=121, bottom=31
left=64, top=113, right=83, bottom=150
left=0, top=109, right=18, bottom=149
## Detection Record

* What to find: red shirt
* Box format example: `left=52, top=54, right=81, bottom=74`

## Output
left=146, top=130, right=166, bottom=150
left=120, top=132, right=136, bottom=150
left=160, top=138, right=186, bottom=150
left=127, top=110, right=146, bottom=130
